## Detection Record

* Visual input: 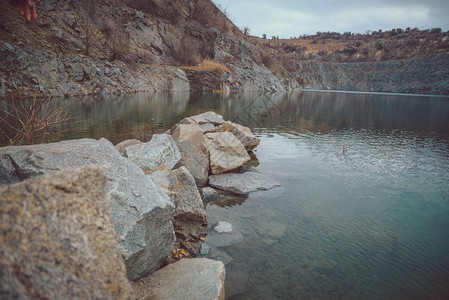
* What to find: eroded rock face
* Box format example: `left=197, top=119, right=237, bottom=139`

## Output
left=0, top=166, right=134, bottom=299
left=131, top=258, right=225, bottom=300
left=221, top=121, right=260, bottom=151
left=124, top=134, right=181, bottom=173
left=171, top=124, right=210, bottom=186
left=0, top=139, right=175, bottom=281
left=205, top=131, right=251, bottom=174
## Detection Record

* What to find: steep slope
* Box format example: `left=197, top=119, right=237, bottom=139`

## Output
left=0, top=0, right=298, bottom=98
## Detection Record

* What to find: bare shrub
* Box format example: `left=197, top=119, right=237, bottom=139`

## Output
left=176, top=37, right=201, bottom=65
left=0, top=89, right=71, bottom=146
left=103, top=20, right=129, bottom=61
left=77, top=0, right=102, bottom=55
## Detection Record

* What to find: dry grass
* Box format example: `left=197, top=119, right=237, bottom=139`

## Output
left=180, top=59, right=230, bottom=72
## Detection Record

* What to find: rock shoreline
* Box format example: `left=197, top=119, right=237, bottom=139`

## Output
left=0, top=111, right=280, bottom=299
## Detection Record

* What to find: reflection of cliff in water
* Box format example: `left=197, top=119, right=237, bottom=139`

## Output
left=224, top=91, right=449, bottom=135
left=2, top=91, right=448, bottom=146
left=67, top=93, right=191, bottom=143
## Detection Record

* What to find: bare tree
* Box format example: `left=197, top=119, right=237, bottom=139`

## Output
left=243, top=26, right=250, bottom=35
left=77, top=0, right=100, bottom=55
left=104, top=19, right=129, bottom=61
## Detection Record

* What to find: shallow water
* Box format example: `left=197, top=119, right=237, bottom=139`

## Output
left=2, top=90, right=448, bottom=299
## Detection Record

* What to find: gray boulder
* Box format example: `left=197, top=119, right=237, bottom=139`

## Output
left=131, top=258, right=225, bottom=300
left=182, top=111, right=225, bottom=126
left=124, top=134, right=181, bottom=173
left=98, top=137, right=116, bottom=148
left=209, top=171, right=281, bottom=194
left=0, top=166, right=134, bottom=299
left=171, top=124, right=210, bottom=186
left=149, top=166, right=206, bottom=227
left=221, top=121, right=260, bottom=151
left=115, top=138, right=141, bottom=155
left=179, top=111, right=225, bottom=133
left=0, top=139, right=175, bottom=281
left=201, top=187, right=220, bottom=204
left=205, top=132, right=251, bottom=174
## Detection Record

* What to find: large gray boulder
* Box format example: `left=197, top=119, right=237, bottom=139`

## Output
left=208, top=171, right=281, bottom=194
left=0, top=166, right=134, bottom=299
left=179, top=111, right=225, bottom=133
left=149, top=166, right=206, bottom=227
left=181, top=111, right=225, bottom=126
left=221, top=121, right=260, bottom=151
left=205, top=132, right=251, bottom=174
left=115, top=138, right=141, bottom=155
left=171, top=123, right=210, bottom=186
left=0, top=139, right=175, bottom=281
left=131, top=258, right=225, bottom=300
left=124, top=134, right=181, bottom=173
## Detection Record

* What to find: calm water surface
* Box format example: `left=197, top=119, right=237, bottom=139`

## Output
left=2, top=91, right=448, bottom=299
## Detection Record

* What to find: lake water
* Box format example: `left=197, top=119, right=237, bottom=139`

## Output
left=1, top=90, right=449, bottom=299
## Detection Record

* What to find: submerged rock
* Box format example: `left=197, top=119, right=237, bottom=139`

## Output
left=205, top=131, right=251, bottom=174
left=209, top=171, right=281, bottom=194
left=0, top=166, right=134, bottom=299
left=208, top=247, right=234, bottom=265
left=206, top=221, right=244, bottom=247
left=225, top=266, right=251, bottom=298
left=171, top=124, right=210, bottom=186
left=124, top=133, right=181, bottom=173
left=131, top=258, right=225, bottom=300
left=214, top=221, right=233, bottom=233
left=0, top=139, right=175, bottom=281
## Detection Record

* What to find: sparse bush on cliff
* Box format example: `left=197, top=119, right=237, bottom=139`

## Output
left=192, top=0, right=232, bottom=32
left=104, top=19, right=129, bottom=61
left=77, top=0, right=101, bottom=56
left=176, top=37, right=202, bottom=65
left=251, top=27, right=449, bottom=66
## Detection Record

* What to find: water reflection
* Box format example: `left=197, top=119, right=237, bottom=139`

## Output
left=1, top=91, right=448, bottom=146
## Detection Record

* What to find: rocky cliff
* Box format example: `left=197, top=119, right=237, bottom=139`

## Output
left=294, top=53, right=449, bottom=95
left=254, top=30, right=449, bottom=95
left=0, top=0, right=298, bottom=98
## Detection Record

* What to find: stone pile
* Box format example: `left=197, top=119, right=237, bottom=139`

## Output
left=0, top=111, right=279, bottom=299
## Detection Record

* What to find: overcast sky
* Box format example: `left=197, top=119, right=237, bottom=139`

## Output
left=212, top=0, right=449, bottom=38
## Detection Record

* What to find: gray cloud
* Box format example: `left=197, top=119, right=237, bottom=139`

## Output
left=212, top=0, right=449, bottom=37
